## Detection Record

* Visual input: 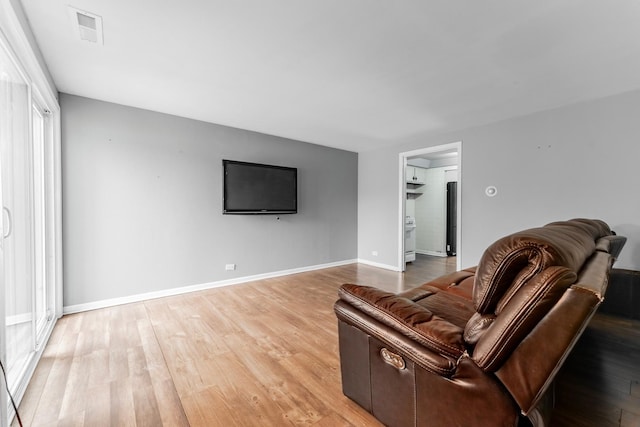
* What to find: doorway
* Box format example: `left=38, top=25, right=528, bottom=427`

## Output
left=398, top=142, right=461, bottom=272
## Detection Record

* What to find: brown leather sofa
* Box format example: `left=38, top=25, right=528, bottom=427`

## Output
left=334, top=219, right=626, bottom=426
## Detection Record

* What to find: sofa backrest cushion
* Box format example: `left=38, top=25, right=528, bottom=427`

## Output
left=494, top=249, right=616, bottom=414
left=464, top=219, right=614, bottom=370
left=472, top=219, right=610, bottom=315
left=469, top=265, right=578, bottom=370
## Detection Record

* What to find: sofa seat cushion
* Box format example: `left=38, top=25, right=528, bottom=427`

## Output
left=403, top=267, right=476, bottom=301
left=339, top=284, right=466, bottom=358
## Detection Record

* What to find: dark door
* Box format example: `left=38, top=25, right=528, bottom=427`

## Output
left=446, top=182, right=457, bottom=256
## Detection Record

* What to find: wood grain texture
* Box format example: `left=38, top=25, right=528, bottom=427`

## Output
left=552, top=314, right=640, bottom=426
left=14, top=255, right=640, bottom=426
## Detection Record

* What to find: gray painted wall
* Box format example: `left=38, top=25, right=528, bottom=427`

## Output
left=359, top=88, right=640, bottom=272
left=61, top=94, right=357, bottom=307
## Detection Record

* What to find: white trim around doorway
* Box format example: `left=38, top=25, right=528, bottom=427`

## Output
left=398, top=141, right=462, bottom=271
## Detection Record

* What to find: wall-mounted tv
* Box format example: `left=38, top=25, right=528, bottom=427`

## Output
left=223, top=160, right=298, bottom=215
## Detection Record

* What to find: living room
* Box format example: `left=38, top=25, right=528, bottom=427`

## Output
left=1, top=1, right=640, bottom=426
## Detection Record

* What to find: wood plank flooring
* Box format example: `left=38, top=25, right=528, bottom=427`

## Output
left=13, top=255, right=640, bottom=426
left=553, top=314, right=640, bottom=427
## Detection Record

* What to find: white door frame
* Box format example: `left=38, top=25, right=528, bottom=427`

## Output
left=398, top=141, right=462, bottom=271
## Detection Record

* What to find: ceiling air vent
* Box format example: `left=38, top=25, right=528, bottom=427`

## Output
left=68, top=6, right=103, bottom=45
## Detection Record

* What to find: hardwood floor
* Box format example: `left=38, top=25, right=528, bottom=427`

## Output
left=13, top=256, right=640, bottom=426
left=553, top=315, right=640, bottom=427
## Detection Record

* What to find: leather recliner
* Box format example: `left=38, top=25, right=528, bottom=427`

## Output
left=334, top=219, right=626, bottom=426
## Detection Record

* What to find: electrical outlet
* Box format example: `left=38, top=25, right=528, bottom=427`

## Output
left=372, top=251, right=378, bottom=256
left=225, top=264, right=236, bottom=271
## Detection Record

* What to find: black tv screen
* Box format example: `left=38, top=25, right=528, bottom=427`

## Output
left=223, top=160, right=297, bottom=214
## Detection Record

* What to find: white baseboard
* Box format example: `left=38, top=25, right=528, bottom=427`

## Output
left=357, top=258, right=401, bottom=272
left=63, top=259, right=358, bottom=315
left=6, top=312, right=32, bottom=326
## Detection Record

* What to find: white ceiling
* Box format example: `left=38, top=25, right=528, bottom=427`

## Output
left=20, top=0, right=640, bottom=153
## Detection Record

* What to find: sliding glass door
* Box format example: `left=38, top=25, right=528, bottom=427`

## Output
left=0, top=33, right=56, bottom=422
left=1, top=43, right=33, bottom=390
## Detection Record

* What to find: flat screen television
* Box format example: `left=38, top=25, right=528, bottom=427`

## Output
left=223, top=160, right=298, bottom=214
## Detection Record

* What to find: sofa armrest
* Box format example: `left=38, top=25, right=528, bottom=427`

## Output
left=334, top=301, right=458, bottom=376
left=337, top=284, right=466, bottom=359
